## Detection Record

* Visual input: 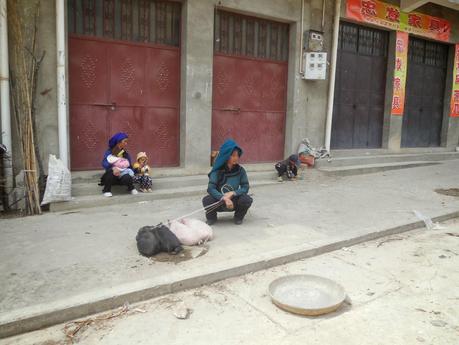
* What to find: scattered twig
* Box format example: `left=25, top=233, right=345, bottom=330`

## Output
left=377, top=237, right=404, bottom=247
left=63, top=303, right=146, bottom=342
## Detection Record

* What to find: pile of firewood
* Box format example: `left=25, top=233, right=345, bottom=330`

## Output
left=7, top=0, right=44, bottom=215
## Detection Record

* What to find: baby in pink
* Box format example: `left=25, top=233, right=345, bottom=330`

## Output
left=107, top=155, right=134, bottom=177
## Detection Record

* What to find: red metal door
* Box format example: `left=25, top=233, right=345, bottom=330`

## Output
left=68, top=0, right=181, bottom=170
left=212, top=11, right=289, bottom=163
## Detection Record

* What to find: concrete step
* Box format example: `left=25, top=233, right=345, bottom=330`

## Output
left=51, top=177, right=278, bottom=212
left=71, top=170, right=277, bottom=197
left=60, top=153, right=457, bottom=211
left=316, top=151, right=459, bottom=168
left=318, top=161, right=440, bottom=177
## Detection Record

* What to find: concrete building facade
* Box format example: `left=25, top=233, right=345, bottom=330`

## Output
left=1, top=0, right=458, bottom=180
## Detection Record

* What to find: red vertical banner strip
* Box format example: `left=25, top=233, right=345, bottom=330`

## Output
left=450, top=44, right=459, bottom=117
left=391, top=32, right=409, bottom=116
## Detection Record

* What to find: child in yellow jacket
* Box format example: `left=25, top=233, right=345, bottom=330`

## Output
left=133, top=152, right=153, bottom=192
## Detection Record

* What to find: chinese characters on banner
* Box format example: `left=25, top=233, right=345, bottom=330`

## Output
left=346, top=0, right=451, bottom=42
left=451, top=45, right=459, bottom=117
left=391, top=32, right=408, bottom=116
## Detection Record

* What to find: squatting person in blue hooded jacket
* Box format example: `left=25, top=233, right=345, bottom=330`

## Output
left=99, top=132, right=138, bottom=197
left=202, top=139, right=253, bottom=225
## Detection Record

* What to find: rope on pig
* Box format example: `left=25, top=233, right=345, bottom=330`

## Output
left=169, top=185, right=234, bottom=223
left=169, top=199, right=224, bottom=223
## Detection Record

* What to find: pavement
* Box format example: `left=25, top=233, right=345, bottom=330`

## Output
left=2, top=218, right=458, bottom=345
left=1, top=159, right=459, bottom=338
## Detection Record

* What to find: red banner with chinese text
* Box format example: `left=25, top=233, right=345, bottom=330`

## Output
left=450, top=45, right=459, bottom=117
left=346, top=0, right=451, bottom=42
left=391, top=32, right=408, bottom=116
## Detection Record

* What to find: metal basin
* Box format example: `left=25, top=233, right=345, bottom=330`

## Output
left=269, top=274, right=346, bottom=316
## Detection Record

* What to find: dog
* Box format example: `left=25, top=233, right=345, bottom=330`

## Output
left=136, top=224, right=183, bottom=257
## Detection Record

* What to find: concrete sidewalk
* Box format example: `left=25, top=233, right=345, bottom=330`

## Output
left=1, top=160, right=459, bottom=337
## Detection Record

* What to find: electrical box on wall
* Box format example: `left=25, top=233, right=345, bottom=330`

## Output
left=303, top=52, right=327, bottom=80
left=304, top=30, right=324, bottom=52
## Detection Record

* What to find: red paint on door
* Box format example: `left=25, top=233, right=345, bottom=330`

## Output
left=212, top=55, right=288, bottom=163
left=69, top=37, right=180, bottom=170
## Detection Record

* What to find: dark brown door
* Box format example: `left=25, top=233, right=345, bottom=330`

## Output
left=211, top=11, right=289, bottom=163
left=68, top=0, right=181, bottom=170
left=401, top=38, right=448, bottom=148
left=331, top=22, right=389, bottom=149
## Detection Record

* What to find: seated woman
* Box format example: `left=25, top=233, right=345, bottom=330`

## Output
left=100, top=132, right=138, bottom=197
left=202, top=139, right=253, bottom=225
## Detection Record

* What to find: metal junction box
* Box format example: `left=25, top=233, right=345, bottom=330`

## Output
left=303, top=52, right=327, bottom=80
left=304, top=30, right=324, bottom=52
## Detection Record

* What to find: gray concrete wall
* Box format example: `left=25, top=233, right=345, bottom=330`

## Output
left=9, top=0, right=458, bottom=178
left=181, top=0, right=334, bottom=170
left=24, top=0, right=333, bottom=175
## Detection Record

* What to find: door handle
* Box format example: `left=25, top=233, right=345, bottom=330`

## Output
left=94, top=102, right=117, bottom=110
left=221, top=107, right=240, bottom=112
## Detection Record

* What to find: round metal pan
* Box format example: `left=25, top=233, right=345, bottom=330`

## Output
left=269, top=274, right=346, bottom=316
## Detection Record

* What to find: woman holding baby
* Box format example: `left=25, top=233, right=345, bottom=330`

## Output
left=100, top=132, right=138, bottom=197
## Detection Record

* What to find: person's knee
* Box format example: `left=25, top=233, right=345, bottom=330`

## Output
left=120, top=175, right=133, bottom=184
left=202, top=195, right=217, bottom=207
left=238, top=194, right=253, bottom=207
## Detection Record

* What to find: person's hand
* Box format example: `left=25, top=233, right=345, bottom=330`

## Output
left=223, top=191, right=235, bottom=199
left=224, top=198, right=234, bottom=210
left=112, top=167, right=120, bottom=176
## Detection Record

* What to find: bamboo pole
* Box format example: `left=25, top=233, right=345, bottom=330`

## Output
left=7, top=0, right=42, bottom=215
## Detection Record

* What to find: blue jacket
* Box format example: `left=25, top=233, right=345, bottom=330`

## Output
left=207, top=139, right=249, bottom=199
left=207, top=165, right=249, bottom=199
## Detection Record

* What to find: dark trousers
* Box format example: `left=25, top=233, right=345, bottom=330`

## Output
left=202, top=194, right=253, bottom=221
left=275, top=163, right=296, bottom=178
left=275, top=163, right=287, bottom=177
left=100, top=170, right=135, bottom=193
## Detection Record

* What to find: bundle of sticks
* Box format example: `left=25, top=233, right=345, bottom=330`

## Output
left=8, top=1, right=44, bottom=215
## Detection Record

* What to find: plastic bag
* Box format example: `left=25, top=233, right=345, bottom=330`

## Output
left=41, top=155, right=72, bottom=205
left=413, top=210, right=444, bottom=230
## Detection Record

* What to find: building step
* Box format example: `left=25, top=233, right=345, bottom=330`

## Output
left=318, top=161, right=440, bottom=177
left=50, top=178, right=278, bottom=213
left=316, top=151, right=459, bottom=168
left=56, top=153, right=458, bottom=212
left=71, top=170, right=277, bottom=197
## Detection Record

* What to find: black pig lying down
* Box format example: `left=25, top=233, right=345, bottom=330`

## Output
left=136, top=224, right=183, bottom=257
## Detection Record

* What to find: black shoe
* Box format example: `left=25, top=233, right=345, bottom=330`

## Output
left=234, top=218, right=243, bottom=225
left=206, top=218, right=217, bottom=226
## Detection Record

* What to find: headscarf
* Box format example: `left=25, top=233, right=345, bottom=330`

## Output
left=108, top=132, right=128, bottom=149
left=210, top=139, right=243, bottom=173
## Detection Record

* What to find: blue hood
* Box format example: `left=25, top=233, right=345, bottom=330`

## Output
left=211, top=139, right=243, bottom=173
